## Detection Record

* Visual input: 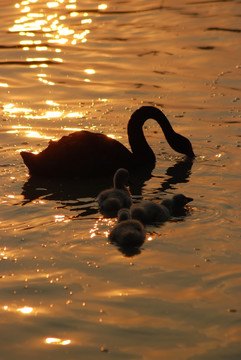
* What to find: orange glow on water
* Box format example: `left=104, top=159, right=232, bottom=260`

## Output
left=45, top=100, right=59, bottom=106
left=65, top=112, right=84, bottom=118
left=3, top=0, right=94, bottom=121
left=17, top=306, right=34, bottom=314
left=84, top=69, right=95, bottom=75
left=98, top=4, right=108, bottom=11
left=25, top=130, right=51, bottom=139
left=54, top=215, right=66, bottom=223
left=45, top=338, right=71, bottom=345
left=46, top=2, right=60, bottom=8
left=9, top=0, right=91, bottom=75
left=3, top=103, right=32, bottom=115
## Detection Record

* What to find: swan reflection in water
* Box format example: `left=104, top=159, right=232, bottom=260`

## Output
left=21, top=158, right=194, bottom=257
left=21, top=157, right=194, bottom=216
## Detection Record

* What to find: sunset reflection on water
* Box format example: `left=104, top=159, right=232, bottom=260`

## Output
left=0, top=0, right=241, bottom=359
left=3, top=0, right=107, bottom=127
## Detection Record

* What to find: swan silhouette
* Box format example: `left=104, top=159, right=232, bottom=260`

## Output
left=20, top=106, right=195, bottom=177
left=97, top=168, right=132, bottom=218
left=109, top=208, right=146, bottom=248
left=131, top=193, right=193, bottom=225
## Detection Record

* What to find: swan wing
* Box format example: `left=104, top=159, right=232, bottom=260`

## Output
left=21, top=131, right=133, bottom=177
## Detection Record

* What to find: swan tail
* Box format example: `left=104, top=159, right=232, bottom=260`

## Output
left=20, top=151, right=38, bottom=175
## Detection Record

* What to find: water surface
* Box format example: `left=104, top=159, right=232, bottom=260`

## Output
left=0, top=0, right=241, bottom=359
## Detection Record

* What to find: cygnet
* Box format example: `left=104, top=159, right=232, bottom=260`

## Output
left=97, top=168, right=132, bottom=217
left=109, top=208, right=146, bottom=248
left=161, top=194, right=193, bottom=216
left=131, top=193, right=193, bottom=225
left=130, top=200, right=170, bottom=225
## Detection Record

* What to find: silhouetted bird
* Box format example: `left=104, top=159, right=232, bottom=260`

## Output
left=97, top=168, right=132, bottom=217
left=131, top=201, right=170, bottom=225
left=131, top=193, right=193, bottom=225
left=161, top=194, right=193, bottom=217
left=20, top=106, right=195, bottom=177
left=109, top=208, right=146, bottom=248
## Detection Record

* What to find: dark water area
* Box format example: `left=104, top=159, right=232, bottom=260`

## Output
left=0, top=0, right=241, bottom=359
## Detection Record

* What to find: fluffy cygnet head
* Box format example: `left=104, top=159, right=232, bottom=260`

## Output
left=114, top=168, right=129, bottom=189
left=110, top=208, right=146, bottom=248
left=117, top=208, right=131, bottom=222
left=97, top=168, right=132, bottom=218
left=172, top=194, right=193, bottom=207
left=161, top=194, right=193, bottom=216
left=130, top=206, right=147, bottom=225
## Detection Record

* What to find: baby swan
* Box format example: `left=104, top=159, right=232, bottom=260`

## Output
left=131, top=200, right=170, bottom=225
left=97, top=168, right=132, bottom=218
left=161, top=194, right=193, bottom=216
left=130, top=194, right=193, bottom=225
left=109, top=208, right=146, bottom=248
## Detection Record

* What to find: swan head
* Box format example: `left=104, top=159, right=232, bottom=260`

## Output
left=171, top=133, right=195, bottom=158
left=114, top=168, right=129, bottom=189
left=131, top=206, right=147, bottom=224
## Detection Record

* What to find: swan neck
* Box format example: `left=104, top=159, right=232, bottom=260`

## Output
left=127, top=106, right=175, bottom=163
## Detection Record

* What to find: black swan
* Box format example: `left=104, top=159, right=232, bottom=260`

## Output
left=109, top=208, right=146, bottom=248
left=20, top=106, right=195, bottom=177
left=97, top=168, right=132, bottom=218
left=131, top=193, right=193, bottom=225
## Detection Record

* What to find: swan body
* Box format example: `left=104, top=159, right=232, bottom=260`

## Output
left=20, top=106, right=195, bottom=177
left=131, top=201, right=170, bottom=225
left=131, top=193, right=193, bottom=225
left=97, top=168, right=132, bottom=217
left=109, top=208, right=146, bottom=248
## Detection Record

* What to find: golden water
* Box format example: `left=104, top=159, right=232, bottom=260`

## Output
left=0, top=0, right=241, bottom=359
